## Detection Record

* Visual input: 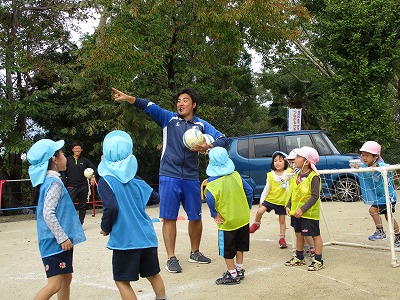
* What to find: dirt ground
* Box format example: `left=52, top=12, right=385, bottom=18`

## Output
left=1, top=200, right=400, bottom=300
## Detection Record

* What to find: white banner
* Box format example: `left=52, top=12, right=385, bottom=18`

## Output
left=287, top=108, right=302, bottom=131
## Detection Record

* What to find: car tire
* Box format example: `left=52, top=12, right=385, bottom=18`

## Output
left=334, top=177, right=361, bottom=202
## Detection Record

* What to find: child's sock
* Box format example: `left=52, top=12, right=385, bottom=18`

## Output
left=376, top=226, right=385, bottom=234
left=315, top=254, right=323, bottom=262
left=295, top=250, right=304, bottom=260
left=235, top=263, right=243, bottom=271
left=229, top=269, right=237, bottom=278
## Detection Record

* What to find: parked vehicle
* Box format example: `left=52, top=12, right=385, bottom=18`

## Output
left=227, top=130, right=360, bottom=202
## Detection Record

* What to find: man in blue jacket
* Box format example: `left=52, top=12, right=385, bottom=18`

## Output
left=112, top=87, right=228, bottom=273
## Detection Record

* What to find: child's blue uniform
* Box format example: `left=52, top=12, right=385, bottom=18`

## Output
left=36, top=176, right=86, bottom=258
left=98, top=176, right=158, bottom=250
left=355, top=162, right=397, bottom=206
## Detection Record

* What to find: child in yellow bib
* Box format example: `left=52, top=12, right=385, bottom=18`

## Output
left=285, top=146, right=324, bottom=271
left=205, top=147, right=253, bottom=285
left=249, top=151, right=291, bottom=248
left=286, top=149, right=315, bottom=256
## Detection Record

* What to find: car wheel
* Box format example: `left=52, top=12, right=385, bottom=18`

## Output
left=334, top=177, right=361, bottom=202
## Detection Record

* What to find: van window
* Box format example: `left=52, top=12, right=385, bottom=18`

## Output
left=254, top=137, right=279, bottom=158
left=285, top=135, right=313, bottom=153
left=237, top=139, right=249, bottom=158
left=312, top=133, right=332, bottom=155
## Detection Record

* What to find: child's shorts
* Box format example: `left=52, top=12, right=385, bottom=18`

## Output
left=263, top=201, right=286, bottom=215
left=371, top=203, right=395, bottom=215
left=159, top=176, right=202, bottom=221
left=218, top=224, right=250, bottom=259
left=42, top=249, right=73, bottom=278
left=112, top=247, right=160, bottom=281
left=291, top=217, right=320, bottom=237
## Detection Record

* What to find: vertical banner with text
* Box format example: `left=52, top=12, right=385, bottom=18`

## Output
left=287, top=108, right=302, bottom=131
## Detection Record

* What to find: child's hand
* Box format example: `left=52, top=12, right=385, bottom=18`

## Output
left=293, top=208, right=304, bottom=218
left=258, top=201, right=263, bottom=208
left=61, top=239, right=73, bottom=251
left=100, top=230, right=109, bottom=236
left=214, top=213, right=224, bottom=224
left=286, top=207, right=291, bottom=216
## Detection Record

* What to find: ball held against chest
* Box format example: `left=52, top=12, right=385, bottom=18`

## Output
left=182, top=128, right=204, bottom=149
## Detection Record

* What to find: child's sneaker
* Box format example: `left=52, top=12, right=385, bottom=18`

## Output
left=249, top=223, right=261, bottom=233
left=308, top=259, right=324, bottom=271
left=236, top=268, right=245, bottom=280
left=285, top=256, right=306, bottom=267
left=394, top=239, right=400, bottom=247
left=215, top=271, right=240, bottom=285
left=308, top=247, right=316, bottom=257
left=368, top=230, right=386, bottom=241
left=279, top=237, right=288, bottom=248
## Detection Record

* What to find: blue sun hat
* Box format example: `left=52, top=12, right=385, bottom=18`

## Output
left=206, top=147, right=235, bottom=176
left=98, top=130, right=138, bottom=183
left=27, top=139, right=65, bottom=187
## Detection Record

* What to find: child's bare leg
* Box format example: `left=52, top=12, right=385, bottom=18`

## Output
left=34, top=274, right=64, bottom=300
left=304, top=235, right=314, bottom=248
left=312, top=235, right=323, bottom=255
left=225, top=258, right=235, bottom=271
left=254, top=206, right=267, bottom=223
left=278, top=214, right=286, bottom=236
left=235, top=251, right=244, bottom=265
left=147, top=274, right=166, bottom=300
left=369, top=206, right=383, bottom=228
left=115, top=281, right=137, bottom=300
left=57, top=273, right=72, bottom=300
left=295, top=232, right=305, bottom=251
left=383, top=212, right=400, bottom=234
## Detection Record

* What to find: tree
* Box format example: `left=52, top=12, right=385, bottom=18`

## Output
left=306, top=0, right=400, bottom=151
left=0, top=0, right=91, bottom=209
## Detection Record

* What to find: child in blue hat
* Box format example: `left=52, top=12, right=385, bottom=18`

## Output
left=97, top=130, right=167, bottom=300
left=27, top=139, right=86, bottom=299
left=205, top=147, right=253, bottom=285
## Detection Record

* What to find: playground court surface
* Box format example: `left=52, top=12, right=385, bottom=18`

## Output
left=1, top=200, right=399, bottom=300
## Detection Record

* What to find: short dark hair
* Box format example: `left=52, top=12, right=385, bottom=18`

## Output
left=71, top=141, right=83, bottom=149
left=270, top=152, right=289, bottom=171
left=175, top=88, right=200, bottom=114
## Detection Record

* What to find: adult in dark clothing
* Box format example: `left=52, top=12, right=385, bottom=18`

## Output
left=62, top=141, right=97, bottom=224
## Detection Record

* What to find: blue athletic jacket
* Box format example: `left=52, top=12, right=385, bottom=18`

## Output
left=134, top=98, right=228, bottom=180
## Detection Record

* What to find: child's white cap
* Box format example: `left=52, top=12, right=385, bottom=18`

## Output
left=286, top=149, right=299, bottom=160
left=293, top=146, right=320, bottom=175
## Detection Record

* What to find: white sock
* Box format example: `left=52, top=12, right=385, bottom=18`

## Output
left=229, top=269, right=237, bottom=278
left=235, top=264, right=243, bottom=270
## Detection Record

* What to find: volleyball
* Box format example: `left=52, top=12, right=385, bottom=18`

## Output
left=84, top=168, right=94, bottom=179
left=203, top=134, right=215, bottom=146
left=182, top=128, right=204, bottom=149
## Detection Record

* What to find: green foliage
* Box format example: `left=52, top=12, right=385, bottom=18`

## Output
left=304, top=0, right=400, bottom=151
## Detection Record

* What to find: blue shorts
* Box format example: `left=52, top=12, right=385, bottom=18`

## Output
left=42, top=249, right=73, bottom=278
left=263, top=201, right=286, bottom=215
left=159, top=176, right=202, bottom=221
left=112, top=248, right=160, bottom=281
left=290, top=217, right=320, bottom=237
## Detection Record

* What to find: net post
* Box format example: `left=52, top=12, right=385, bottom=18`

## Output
left=380, top=168, right=400, bottom=267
